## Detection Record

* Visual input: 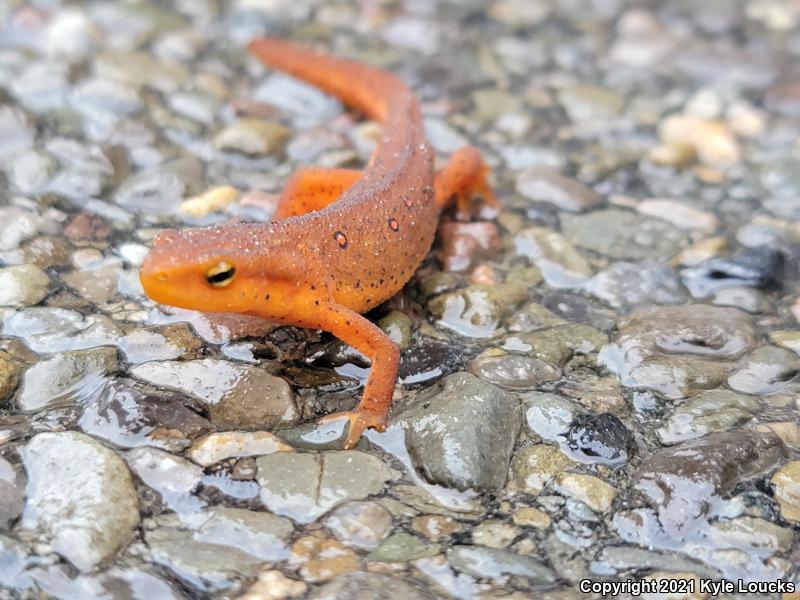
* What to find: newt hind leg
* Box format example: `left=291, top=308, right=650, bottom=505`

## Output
left=434, top=145, right=498, bottom=219
left=314, top=302, right=400, bottom=449
left=273, top=167, right=363, bottom=220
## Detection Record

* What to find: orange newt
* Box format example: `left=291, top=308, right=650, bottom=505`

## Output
left=140, top=39, right=498, bottom=448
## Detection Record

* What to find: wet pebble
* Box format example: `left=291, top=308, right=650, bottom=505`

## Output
left=522, top=392, right=577, bottom=440
left=22, top=431, right=139, bottom=571
left=446, top=545, right=557, bottom=587
left=146, top=507, right=293, bottom=591
left=130, top=358, right=298, bottom=429
left=127, top=446, right=203, bottom=511
left=0, top=106, right=34, bottom=160
left=0, top=264, right=50, bottom=307
left=771, top=461, right=800, bottom=524
left=657, top=389, right=763, bottom=444
left=437, top=222, right=502, bottom=273
left=114, top=156, right=203, bottom=214
left=239, top=570, right=307, bottom=600
left=564, top=413, right=636, bottom=467
left=187, top=431, right=290, bottom=467
left=712, top=287, right=771, bottom=313
left=368, top=532, right=439, bottom=562
left=16, top=347, right=117, bottom=411
left=681, top=247, right=784, bottom=298
left=324, top=501, right=392, bottom=550
left=396, top=372, right=519, bottom=491
left=290, top=534, right=359, bottom=581
left=514, top=227, right=592, bottom=287
left=213, top=119, right=289, bottom=156
left=515, top=166, right=602, bottom=212
left=0, top=456, right=25, bottom=528
left=469, top=351, right=561, bottom=390
left=509, top=444, right=575, bottom=495
left=561, top=209, right=687, bottom=260
left=309, top=571, right=435, bottom=600
left=553, top=472, right=617, bottom=513
left=256, top=451, right=399, bottom=523
left=635, top=198, right=720, bottom=233
left=631, top=430, right=786, bottom=540
left=585, top=261, right=687, bottom=312
left=428, top=280, right=535, bottom=338
left=727, top=345, right=800, bottom=395
left=79, top=379, right=211, bottom=451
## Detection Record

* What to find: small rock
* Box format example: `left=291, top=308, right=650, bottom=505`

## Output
left=437, top=222, right=502, bottom=272
left=657, top=114, right=741, bottom=169
left=0, top=106, right=34, bottom=160
left=239, top=570, right=307, bottom=600
left=130, top=359, right=298, bottom=429
left=324, top=501, right=392, bottom=550
left=712, top=287, right=771, bottom=313
left=553, top=472, right=618, bottom=512
left=213, top=119, right=289, bottom=155
left=681, top=247, right=784, bottom=298
left=368, top=532, right=439, bottom=562
left=633, top=430, right=786, bottom=539
left=727, top=345, right=800, bottom=395
left=0, top=457, right=24, bottom=529
left=17, top=347, right=118, bottom=412
left=429, top=282, right=533, bottom=338
left=256, top=451, right=398, bottom=523
left=512, top=507, right=551, bottom=529
left=471, top=520, right=519, bottom=549
left=126, top=447, right=202, bottom=511
left=564, top=413, right=636, bottom=467
left=22, top=432, right=139, bottom=572
left=395, top=372, right=520, bottom=491
left=509, top=444, right=575, bottom=495
left=377, top=310, right=413, bottom=350
left=469, top=351, right=561, bottom=390
left=179, top=185, right=239, bottom=217
left=446, top=545, right=557, bottom=586
left=0, top=265, right=50, bottom=307
left=114, top=156, right=203, bottom=215
left=411, top=515, right=463, bottom=542
left=522, top=392, right=577, bottom=440
left=562, top=209, right=687, bottom=260
left=308, top=571, right=435, bottom=600
left=514, top=227, right=592, bottom=287
left=586, top=261, right=687, bottom=312
left=657, top=389, right=762, bottom=444
left=515, top=166, right=602, bottom=212
left=636, top=198, right=719, bottom=233
left=557, top=85, right=624, bottom=122
left=188, top=431, right=293, bottom=467
left=290, top=535, right=359, bottom=582
left=771, top=461, right=800, bottom=523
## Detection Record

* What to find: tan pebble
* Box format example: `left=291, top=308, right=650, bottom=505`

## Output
left=471, top=520, right=519, bottom=548
left=660, top=114, right=741, bottom=169
left=637, top=198, right=719, bottom=233
left=410, top=515, right=463, bottom=542
left=553, top=472, right=617, bottom=513
left=757, top=422, right=800, bottom=450
left=512, top=507, right=551, bottom=529
left=771, top=461, right=800, bottom=523
left=188, top=431, right=293, bottom=467
left=647, top=142, right=696, bottom=167
left=290, top=536, right=360, bottom=582
left=673, top=237, right=729, bottom=267
left=179, top=185, right=239, bottom=217
left=239, top=570, right=307, bottom=600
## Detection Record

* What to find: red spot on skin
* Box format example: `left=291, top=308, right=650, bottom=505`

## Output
left=388, top=217, right=399, bottom=232
left=334, top=231, right=348, bottom=248
left=403, top=194, right=413, bottom=208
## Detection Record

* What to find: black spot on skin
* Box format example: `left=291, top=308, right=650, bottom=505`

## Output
left=265, top=294, right=270, bottom=300
left=334, top=231, right=348, bottom=249
left=314, top=300, right=320, bottom=305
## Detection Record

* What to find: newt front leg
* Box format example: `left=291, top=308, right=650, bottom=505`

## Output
left=315, top=302, right=400, bottom=448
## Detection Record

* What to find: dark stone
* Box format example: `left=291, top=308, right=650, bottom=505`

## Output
left=681, top=247, right=785, bottom=298
left=564, top=413, right=636, bottom=467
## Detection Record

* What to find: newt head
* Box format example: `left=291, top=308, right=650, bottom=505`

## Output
left=139, top=223, right=300, bottom=317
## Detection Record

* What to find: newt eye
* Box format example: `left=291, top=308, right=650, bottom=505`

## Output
left=206, top=261, right=236, bottom=288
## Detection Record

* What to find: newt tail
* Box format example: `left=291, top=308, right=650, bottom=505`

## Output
left=140, top=38, right=498, bottom=448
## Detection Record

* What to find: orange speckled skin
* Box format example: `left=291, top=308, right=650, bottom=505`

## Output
left=140, top=39, right=497, bottom=447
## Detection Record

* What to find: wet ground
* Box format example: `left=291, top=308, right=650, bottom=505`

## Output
left=0, top=0, right=799, bottom=598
